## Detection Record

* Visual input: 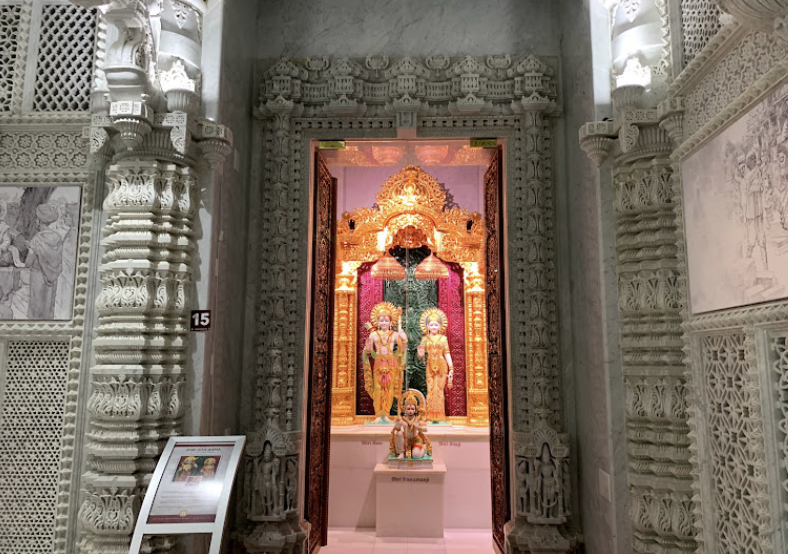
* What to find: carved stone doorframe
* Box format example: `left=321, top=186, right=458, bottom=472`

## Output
left=243, top=56, right=576, bottom=554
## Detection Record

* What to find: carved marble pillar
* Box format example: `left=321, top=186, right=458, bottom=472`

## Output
left=72, top=1, right=231, bottom=552
left=241, top=81, right=307, bottom=553
left=507, top=102, right=577, bottom=553
left=80, top=161, right=194, bottom=554
left=612, top=159, right=696, bottom=553
left=581, top=97, right=697, bottom=553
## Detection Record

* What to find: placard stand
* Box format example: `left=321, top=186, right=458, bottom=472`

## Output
left=129, top=436, right=246, bottom=554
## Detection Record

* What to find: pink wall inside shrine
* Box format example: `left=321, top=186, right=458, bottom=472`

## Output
left=329, top=165, right=487, bottom=217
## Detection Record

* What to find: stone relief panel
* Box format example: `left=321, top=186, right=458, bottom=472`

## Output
left=680, top=0, right=723, bottom=67
left=682, top=80, right=788, bottom=313
left=697, top=332, right=771, bottom=553
left=684, top=30, right=787, bottom=140
left=0, top=185, right=81, bottom=321
left=0, top=132, right=87, bottom=170
left=0, top=340, right=70, bottom=553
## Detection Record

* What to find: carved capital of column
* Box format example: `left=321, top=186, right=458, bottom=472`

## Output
left=89, top=109, right=232, bottom=168
left=658, top=96, right=685, bottom=148
left=196, top=119, right=234, bottom=169
left=110, top=101, right=154, bottom=150
left=579, top=121, right=618, bottom=166
left=580, top=107, right=672, bottom=167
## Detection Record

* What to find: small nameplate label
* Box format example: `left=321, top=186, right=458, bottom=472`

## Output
left=470, top=138, right=497, bottom=148
left=438, top=441, right=461, bottom=447
left=318, top=140, right=345, bottom=149
left=361, top=440, right=383, bottom=446
left=391, top=476, right=430, bottom=483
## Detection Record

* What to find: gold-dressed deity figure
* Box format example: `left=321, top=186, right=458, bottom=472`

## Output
left=417, top=308, right=454, bottom=422
left=390, top=389, right=432, bottom=459
left=363, top=302, right=407, bottom=423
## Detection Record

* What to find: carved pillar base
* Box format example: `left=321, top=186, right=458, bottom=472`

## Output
left=506, top=519, right=580, bottom=554
left=241, top=516, right=307, bottom=554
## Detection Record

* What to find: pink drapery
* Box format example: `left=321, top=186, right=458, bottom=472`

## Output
left=356, top=262, right=382, bottom=415
left=439, top=262, right=467, bottom=416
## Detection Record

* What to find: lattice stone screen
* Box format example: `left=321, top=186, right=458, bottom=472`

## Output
left=0, top=340, right=70, bottom=553
left=770, top=336, right=788, bottom=512
left=0, top=4, right=22, bottom=112
left=680, top=0, right=722, bottom=66
left=32, top=4, right=96, bottom=111
left=700, top=333, right=767, bottom=554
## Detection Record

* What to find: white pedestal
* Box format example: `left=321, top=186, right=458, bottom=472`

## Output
left=373, top=462, right=447, bottom=538
left=328, top=425, right=491, bottom=530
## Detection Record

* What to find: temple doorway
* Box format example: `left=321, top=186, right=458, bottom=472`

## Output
left=303, top=139, right=509, bottom=553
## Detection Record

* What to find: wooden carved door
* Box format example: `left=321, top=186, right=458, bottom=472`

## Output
left=304, top=151, right=336, bottom=552
left=485, top=148, right=510, bottom=551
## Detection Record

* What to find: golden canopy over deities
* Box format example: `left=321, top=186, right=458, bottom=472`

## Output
left=337, top=165, right=485, bottom=265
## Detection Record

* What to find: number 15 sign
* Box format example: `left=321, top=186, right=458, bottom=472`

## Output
left=191, top=310, right=211, bottom=331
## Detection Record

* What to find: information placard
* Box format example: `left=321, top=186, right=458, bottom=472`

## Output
left=129, top=436, right=245, bottom=554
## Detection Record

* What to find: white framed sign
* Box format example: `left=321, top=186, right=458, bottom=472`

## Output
left=129, top=436, right=246, bottom=554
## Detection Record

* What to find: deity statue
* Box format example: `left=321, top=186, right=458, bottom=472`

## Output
left=363, top=301, right=407, bottom=423
left=390, top=389, right=432, bottom=459
left=252, top=441, right=280, bottom=517
left=535, top=443, right=560, bottom=519
left=417, top=308, right=454, bottom=422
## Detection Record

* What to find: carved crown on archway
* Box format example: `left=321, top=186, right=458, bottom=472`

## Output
left=331, top=165, right=490, bottom=427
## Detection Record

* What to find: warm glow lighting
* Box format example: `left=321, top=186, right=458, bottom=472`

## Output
left=372, top=146, right=405, bottom=165
left=415, top=145, right=449, bottom=165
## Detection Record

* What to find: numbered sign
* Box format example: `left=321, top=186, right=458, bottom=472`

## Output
left=191, top=310, right=211, bottom=331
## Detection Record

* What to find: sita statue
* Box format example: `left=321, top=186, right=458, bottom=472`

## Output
left=417, top=307, right=454, bottom=422
left=390, top=389, right=432, bottom=459
left=363, top=301, right=407, bottom=423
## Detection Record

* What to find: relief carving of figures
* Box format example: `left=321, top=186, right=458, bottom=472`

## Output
left=245, top=427, right=295, bottom=521
left=515, top=426, right=570, bottom=525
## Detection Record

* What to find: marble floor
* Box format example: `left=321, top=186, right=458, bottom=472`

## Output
left=320, top=528, right=497, bottom=553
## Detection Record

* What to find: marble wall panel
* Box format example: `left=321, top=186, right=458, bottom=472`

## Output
left=256, top=0, right=561, bottom=59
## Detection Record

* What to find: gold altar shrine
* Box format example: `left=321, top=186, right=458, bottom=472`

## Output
left=330, top=166, right=490, bottom=427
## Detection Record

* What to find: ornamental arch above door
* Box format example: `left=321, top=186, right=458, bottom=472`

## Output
left=241, top=55, right=575, bottom=554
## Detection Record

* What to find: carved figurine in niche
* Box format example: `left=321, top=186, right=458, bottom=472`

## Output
left=363, top=302, right=407, bottom=423
left=283, top=456, right=297, bottom=512
left=535, top=443, right=560, bottom=519
left=417, top=308, right=454, bottom=422
left=252, top=441, right=281, bottom=517
left=390, top=389, right=432, bottom=459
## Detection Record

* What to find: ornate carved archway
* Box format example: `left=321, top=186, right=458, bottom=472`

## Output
left=244, top=54, right=573, bottom=554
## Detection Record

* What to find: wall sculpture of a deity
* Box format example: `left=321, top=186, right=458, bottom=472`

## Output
left=330, top=165, right=490, bottom=427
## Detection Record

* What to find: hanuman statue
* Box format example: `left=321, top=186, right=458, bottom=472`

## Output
left=363, top=301, right=407, bottom=423
left=390, top=389, right=432, bottom=459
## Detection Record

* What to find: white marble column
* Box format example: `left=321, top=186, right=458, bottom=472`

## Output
left=70, top=1, right=231, bottom=551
